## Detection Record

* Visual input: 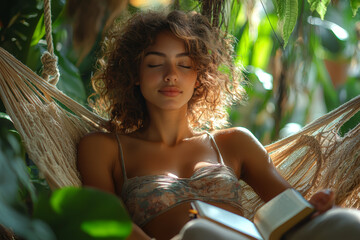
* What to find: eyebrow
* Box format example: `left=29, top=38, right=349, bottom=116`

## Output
left=144, top=51, right=189, bottom=58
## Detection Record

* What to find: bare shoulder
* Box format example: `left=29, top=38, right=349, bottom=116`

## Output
left=207, top=127, right=264, bottom=176
left=77, top=131, right=119, bottom=193
left=77, top=131, right=119, bottom=170
left=78, top=131, right=117, bottom=146
left=212, top=127, right=264, bottom=153
left=213, top=127, right=253, bottom=137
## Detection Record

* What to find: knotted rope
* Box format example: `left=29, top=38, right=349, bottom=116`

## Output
left=41, top=0, right=60, bottom=85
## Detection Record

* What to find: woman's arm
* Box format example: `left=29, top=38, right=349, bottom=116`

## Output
left=223, top=127, right=291, bottom=202
left=77, top=132, right=117, bottom=193
left=77, top=132, right=152, bottom=240
left=224, top=127, right=334, bottom=213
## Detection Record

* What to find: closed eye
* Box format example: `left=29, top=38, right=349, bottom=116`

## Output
left=148, top=64, right=163, bottom=68
left=179, top=65, right=191, bottom=69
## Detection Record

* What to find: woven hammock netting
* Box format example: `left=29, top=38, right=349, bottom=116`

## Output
left=0, top=45, right=359, bottom=220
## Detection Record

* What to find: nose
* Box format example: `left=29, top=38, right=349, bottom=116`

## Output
left=164, top=64, right=178, bottom=82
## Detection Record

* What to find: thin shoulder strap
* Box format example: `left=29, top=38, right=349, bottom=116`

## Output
left=206, top=131, right=225, bottom=165
left=115, top=134, right=127, bottom=182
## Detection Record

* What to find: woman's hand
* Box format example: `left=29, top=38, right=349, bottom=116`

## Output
left=309, top=189, right=335, bottom=218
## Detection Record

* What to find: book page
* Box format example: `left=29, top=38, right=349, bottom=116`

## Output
left=192, top=201, right=263, bottom=240
left=254, top=189, right=314, bottom=240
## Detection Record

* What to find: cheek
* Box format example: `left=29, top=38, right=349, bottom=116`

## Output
left=140, top=68, right=162, bottom=85
left=184, top=71, right=198, bottom=87
left=139, top=73, right=159, bottom=98
left=185, top=74, right=198, bottom=96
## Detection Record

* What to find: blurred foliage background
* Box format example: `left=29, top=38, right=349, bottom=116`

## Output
left=0, top=0, right=359, bottom=239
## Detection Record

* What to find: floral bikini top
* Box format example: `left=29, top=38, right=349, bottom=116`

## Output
left=117, top=132, right=243, bottom=227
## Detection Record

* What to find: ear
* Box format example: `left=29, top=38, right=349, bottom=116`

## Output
left=195, top=80, right=200, bottom=88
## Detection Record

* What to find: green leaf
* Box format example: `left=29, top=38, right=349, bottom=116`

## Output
left=0, top=130, right=34, bottom=203
left=339, top=111, right=360, bottom=137
left=0, top=2, right=43, bottom=63
left=56, top=50, right=87, bottom=104
left=81, top=220, right=131, bottom=238
left=34, top=187, right=132, bottom=240
left=282, top=0, right=298, bottom=47
left=273, top=0, right=298, bottom=47
left=312, top=56, right=339, bottom=111
left=307, top=0, right=331, bottom=19
left=30, top=13, right=46, bottom=46
left=0, top=146, right=19, bottom=204
left=227, top=0, right=242, bottom=35
left=252, top=15, right=277, bottom=69
left=350, top=0, right=360, bottom=16
left=235, top=22, right=251, bottom=67
left=30, top=0, right=65, bottom=46
left=26, top=41, right=46, bottom=71
left=274, top=0, right=285, bottom=18
left=0, top=112, right=15, bottom=131
left=0, top=202, right=56, bottom=240
left=0, top=128, right=55, bottom=240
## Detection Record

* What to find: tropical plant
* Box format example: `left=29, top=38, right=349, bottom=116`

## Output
left=0, top=0, right=359, bottom=239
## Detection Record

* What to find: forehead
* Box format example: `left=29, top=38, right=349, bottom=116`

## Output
left=145, top=31, right=187, bottom=54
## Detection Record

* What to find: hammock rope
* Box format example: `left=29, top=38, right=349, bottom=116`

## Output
left=0, top=47, right=107, bottom=187
left=0, top=0, right=359, bottom=221
left=40, top=0, right=60, bottom=86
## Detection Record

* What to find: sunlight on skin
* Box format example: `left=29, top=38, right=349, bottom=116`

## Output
left=194, top=161, right=216, bottom=170
left=167, top=172, right=179, bottom=178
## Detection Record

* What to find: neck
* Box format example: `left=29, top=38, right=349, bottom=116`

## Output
left=138, top=105, right=195, bottom=146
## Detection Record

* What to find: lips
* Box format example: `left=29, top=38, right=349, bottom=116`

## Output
left=158, top=86, right=182, bottom=97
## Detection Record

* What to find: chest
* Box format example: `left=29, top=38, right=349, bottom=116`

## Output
left=123, top=139, right=221, bottom=179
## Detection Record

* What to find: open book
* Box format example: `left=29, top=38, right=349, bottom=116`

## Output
left=191, top=188, right=315, bottom=240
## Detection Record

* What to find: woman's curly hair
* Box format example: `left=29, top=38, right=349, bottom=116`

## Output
left=91, top=10, right=246, bottom=133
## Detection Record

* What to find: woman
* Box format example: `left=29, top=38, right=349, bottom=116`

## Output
left=77, top=10, right=359, bottom=240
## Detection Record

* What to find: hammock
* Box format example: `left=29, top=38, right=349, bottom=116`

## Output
left=0, top=0, right=359, bottom=220
left=1, top=45, right=359, bottom=219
